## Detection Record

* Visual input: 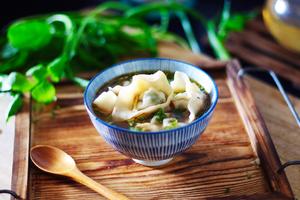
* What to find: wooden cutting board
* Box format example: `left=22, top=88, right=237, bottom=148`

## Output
left=29, top=67, right=269, bottom=199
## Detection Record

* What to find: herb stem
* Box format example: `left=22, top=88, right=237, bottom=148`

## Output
left=206, top=21, right=230, bottom=60
left=176, top=11, right=201, bottom=53
left=159, top=9, right=170, bottom=33
left=218, top=0, right=231, bottom=36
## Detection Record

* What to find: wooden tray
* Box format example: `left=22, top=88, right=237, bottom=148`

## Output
left=11, top=59, right=294, bottom=199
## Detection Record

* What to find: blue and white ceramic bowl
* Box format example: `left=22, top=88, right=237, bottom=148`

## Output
left=84, top=58, right=218, bottom=166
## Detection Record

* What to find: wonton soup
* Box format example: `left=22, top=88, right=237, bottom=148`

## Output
left=92, top=71, right=210, bottom=132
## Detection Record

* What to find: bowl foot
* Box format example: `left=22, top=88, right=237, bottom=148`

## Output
left=132, top=158, right=173, bottom=167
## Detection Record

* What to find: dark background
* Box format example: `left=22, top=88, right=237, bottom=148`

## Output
left=0, top=0, right=264, bottom=29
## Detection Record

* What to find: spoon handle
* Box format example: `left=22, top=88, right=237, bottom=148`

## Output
left=70, top=167, right=130, bottom=200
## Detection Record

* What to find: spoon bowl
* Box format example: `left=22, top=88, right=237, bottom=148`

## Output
left=31, top=145, right=76, bottom=175
left=30, top=145, right=129, bottom=200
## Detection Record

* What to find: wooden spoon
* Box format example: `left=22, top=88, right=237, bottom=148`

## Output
left=30, top=145, right=129, bottom=200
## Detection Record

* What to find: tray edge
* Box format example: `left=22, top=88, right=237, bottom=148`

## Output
left=226, top=59, right=294, bottom=198
left=11, top=97, right=31, bottom=200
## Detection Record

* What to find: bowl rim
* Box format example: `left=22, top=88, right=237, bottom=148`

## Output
left=84, top=58, right=219, bottom=135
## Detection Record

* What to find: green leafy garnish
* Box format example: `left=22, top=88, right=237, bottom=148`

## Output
left=1, top=72, right=35, bottom=92
left=0, top=50, right=28, bottom=73
left=127, top=114, right=148, bottom=128
left=31, top=80, right=56, bottom=103
left=6, top=93, right=23, bottom=122
left=191, top=79, right=206, bottom=92
left=8, top=20, right=52, bottom=50
left=163, top=118, right=179, bottom=130
left=26, top=64, right=48, bottom=82
left=199, top=85, right=205, bottom=92
left=47, top=57, right=67, bottom=82
left=153, top=108, right=167, bottom=123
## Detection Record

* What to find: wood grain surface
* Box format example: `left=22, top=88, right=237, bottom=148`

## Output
left=25, top=63, right=291, bottom=199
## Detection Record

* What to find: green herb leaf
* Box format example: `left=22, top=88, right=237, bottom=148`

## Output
left=8, top=20, right=53, bottom=50
left=154, top=108, right=167, bottom=123
left=163, top=118, right=178, bottom=130
left=6, top=93, right=23, bottom=122
left=10, top=72, right=35, bottom=92
left=1, top=72, right=35, bottom=92
left=26, top=64, right=48, bottom=82
left=225, top=12, right=256, bottom=32
left=31, top=80, right=56, bottom=103
left=47, top=57, right=66, bottom=82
